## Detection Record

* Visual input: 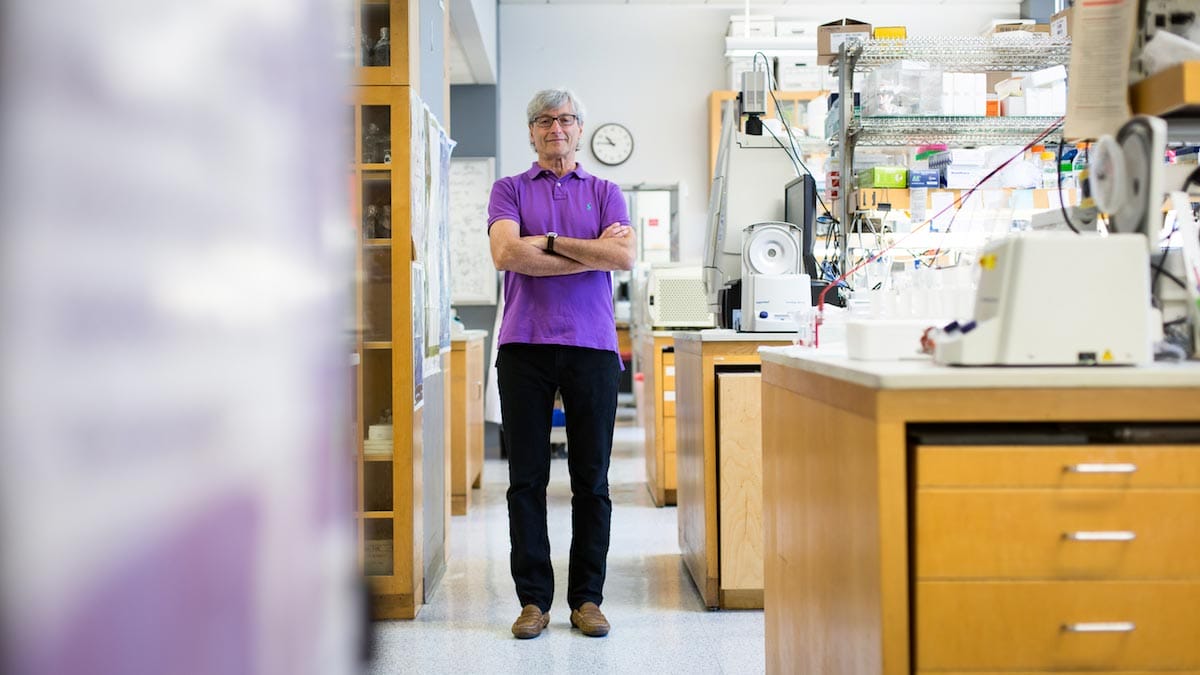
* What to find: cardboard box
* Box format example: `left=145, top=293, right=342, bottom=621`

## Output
left=986, top=71, right=1013, bottom=94
left=984, top=19, right=1050, bottom=36
left=1131, top=61, right=1200, bottom=117
left=818, top=18, right=872, bottom=65
left=982, top=18, right=1033, bottom=34
left=855, top=188, right=911, bottom=211
left=1050, top=7, right=1074, bottom=38
left=858, top=166, right=908, bottom=189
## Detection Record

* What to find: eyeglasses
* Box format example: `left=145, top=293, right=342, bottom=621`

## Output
left=530, top=114, right=578, bottom=129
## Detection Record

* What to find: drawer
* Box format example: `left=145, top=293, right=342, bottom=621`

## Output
left=916, top=489, right=1200, bottom=579
left=916, top=581, right=1200, bottom=671
left=916, top=445, right=1200, bottom=489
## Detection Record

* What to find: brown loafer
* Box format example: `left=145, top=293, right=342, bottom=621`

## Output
left=511, top=604, right=549, bottom=639
left=569, top=602, right=610, bottom=637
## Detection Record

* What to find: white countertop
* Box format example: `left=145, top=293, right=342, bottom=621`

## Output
left=673, top=329, right=798, bottom=344
left=759, top=345, right=1200, bottom=390
left=451, top=329, right=488, bottom=342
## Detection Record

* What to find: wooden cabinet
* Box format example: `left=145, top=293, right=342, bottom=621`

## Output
left=912, top=442, right=1200, bottom=672
left=637, top=332, right=680, bottom=507
left=760, top=352, right=1200, bottom=674
left=351, top=0, right=426, bottom=621
left=450, top=331, right=486, bottom=515
left=674, top=332, right=793, bottom=609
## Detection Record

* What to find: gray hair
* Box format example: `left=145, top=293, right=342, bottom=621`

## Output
left=526, top=88, right=586, bottom=125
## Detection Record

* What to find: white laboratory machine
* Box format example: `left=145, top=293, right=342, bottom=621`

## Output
left=643, top=263, right=715, bottom=328
left=740, top=221, right=811, bottom=331
left=934, top=232, right=1152, bottom=366
left=936, top=115, right=1167, bottom=366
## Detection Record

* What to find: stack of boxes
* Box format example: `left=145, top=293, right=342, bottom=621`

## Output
left=995, top=65, right=1068, bottom=117
left=941, top=73, right=988, bottom=116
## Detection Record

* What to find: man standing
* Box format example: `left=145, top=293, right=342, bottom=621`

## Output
left=487, top=88, right=634, bottom=639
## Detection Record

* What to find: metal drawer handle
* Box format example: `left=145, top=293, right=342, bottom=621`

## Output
left=1063, top=622, right=1136, bottom=633
left=1064, top=463, right=1138, bottom=474
left=1063, top=531, right=1137, bottom=542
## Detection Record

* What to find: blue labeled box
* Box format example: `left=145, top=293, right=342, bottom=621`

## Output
left=908, top=169, right=940, bottom=188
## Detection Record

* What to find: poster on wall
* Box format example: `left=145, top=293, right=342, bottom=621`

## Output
left=409, top=92, right=428, bottom=261
left=412, top=262, right=425, bottom=409
left=448, top=158, right=497, bottom=305
left=437, top=122, right=454, bottom=352
left=424, top=109, right=443, bottom=359
left=418, top=103, right=454, bottom=358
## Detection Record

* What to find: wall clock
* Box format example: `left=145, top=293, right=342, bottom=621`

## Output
left=590, top=123, right=634, bottom=166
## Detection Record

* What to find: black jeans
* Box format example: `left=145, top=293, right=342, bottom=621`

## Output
left=497, top=343, right=620, bottom=612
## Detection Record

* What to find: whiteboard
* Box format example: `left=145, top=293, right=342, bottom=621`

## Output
left=449, top=157, right=498, bottom=305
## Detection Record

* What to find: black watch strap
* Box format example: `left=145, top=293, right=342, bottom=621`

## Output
left=546, top=232, right=558, bottom=254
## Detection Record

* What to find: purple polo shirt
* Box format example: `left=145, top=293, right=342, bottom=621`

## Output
left=487, top=162, right=629, bottom=354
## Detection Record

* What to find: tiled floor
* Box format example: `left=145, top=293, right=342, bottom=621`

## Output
left=369, top=418, right=765, bottom=674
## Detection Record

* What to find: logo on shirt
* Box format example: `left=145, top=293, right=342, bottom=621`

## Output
left=586, top=202, right=593, bottom=211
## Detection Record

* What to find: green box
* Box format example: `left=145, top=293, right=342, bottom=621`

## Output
left=857, top=166, right=908, bottom=189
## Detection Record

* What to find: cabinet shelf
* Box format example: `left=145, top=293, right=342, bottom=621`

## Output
left=363, top=452, right=394, bottom=462
left=835, top=36, right=1072, bottom=73
left=844, top=115, right=1063, bottom=147
left=363, top=341, right=392, bottom=350
left=360, top=511, right=394, bottom=519
left=363, top=238, right=392, bottom=248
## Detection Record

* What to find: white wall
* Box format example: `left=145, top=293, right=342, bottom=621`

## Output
left=499, top=2, right=1020, bottom=263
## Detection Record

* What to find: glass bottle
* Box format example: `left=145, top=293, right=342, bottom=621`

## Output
left=364, top=204, right=379, bottom=239
left=378, top=205, right=392, bottom=238
left=373, top=27, right=390, bottom=67
left=1040, top=151, right=1057, bottom=189
left=363, top=123, right=382, bottom=163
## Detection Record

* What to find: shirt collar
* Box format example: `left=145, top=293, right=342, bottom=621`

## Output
left=525, top=162, right=591, bottom=181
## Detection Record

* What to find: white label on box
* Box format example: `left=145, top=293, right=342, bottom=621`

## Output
left=828, top=32, right=867, bottom=53
left=1051, top=16, right=1068, bottom=38
left=663, top=390, right=676, bottom=401
left=665, top=366, right=675, bottom=376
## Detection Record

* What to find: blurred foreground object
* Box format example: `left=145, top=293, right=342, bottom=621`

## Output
left=0, top=2, right=359, bottom=674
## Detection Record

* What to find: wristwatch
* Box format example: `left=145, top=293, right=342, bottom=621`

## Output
left=545, top=231, right=558, bottom=254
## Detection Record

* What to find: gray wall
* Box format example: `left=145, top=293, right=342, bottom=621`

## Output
left=1021, top=0, right=1059, bottom=22
left=419, top=0, right=447, bottom=122
left=451, top=85, right=498, bottom=156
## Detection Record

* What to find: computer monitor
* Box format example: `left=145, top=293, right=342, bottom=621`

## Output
left=783, top=175, right=818, bottom=279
